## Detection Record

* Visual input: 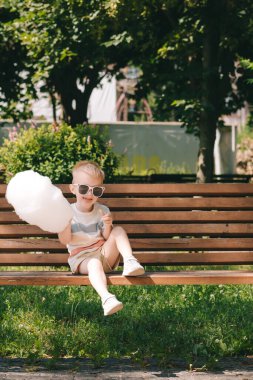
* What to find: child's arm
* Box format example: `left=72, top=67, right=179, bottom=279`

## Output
left=58, top=221, right=72, bottom=245
left=101, top=213, right=113, bottom=240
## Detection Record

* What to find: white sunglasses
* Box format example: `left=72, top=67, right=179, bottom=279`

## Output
left=72, top=184, right=105, bottom=197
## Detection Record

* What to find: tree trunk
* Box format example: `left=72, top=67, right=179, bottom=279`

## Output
left=59, top=82, right=90, bottom=126
left=51, top=69, right=99, bottom=127
left=196, top=0, right=224, bottom=183
left=49, top=91, right=57, bottom=124
left=197, top=114, right=217, bottom=183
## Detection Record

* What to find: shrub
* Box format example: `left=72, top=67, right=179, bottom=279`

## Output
left=0, top=123, right=120, bottom=183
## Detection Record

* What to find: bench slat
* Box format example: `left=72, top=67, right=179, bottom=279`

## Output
left=112, top=211, right=253, bottom=222
left=0, top=238, right=64, bottom=252
left=0, top=251, right=253, bottom=265
left=124, top=224, right=253, bottom=236
left=2, top=223, right=253, bottom=237
left=95, top=183, right=253, bottom=196
left=0, top=270, right=252, bottom=285
left=2, top=211, right=253, bottom=224
left=129, top=238, right=253, bottom=250
left=2, top=182, right=253, bottom=196
left=1, top=238, right=253, bottom=252
left=103, top=198, right=253, bottom=210
left=2, top=197, right=253, bottom=211
left=0, top=253, right=68, bottom=265
left=0, top=225, right=55, bottom=237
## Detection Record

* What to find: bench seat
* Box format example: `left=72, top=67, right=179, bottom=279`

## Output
left=0, top=270, right=253, bottom=286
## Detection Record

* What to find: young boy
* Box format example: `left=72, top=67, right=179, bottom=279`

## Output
left=58, top=160, right=145, bottom=316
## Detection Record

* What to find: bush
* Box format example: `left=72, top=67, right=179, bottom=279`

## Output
left=0, top=123, right=120, bottom=183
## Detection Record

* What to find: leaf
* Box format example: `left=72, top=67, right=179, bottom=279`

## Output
left=102, top=31, right=132, bottom=47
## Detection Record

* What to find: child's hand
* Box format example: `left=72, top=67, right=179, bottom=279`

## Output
left=101, top=213, right=113, bottom=227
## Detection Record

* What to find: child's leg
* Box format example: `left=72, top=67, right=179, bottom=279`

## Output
left=78, top=256, right=123, bottom=316
left=79, top=257, right=111, bottom=300
left=103, top=226, right=145, bottom=276
left=103, top=226, right=133, bottom=267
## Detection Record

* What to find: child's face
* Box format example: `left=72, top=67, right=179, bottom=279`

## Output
left=70, top=170, right=103, bottom=212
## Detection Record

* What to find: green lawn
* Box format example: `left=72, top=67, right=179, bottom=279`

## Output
left=0, top=278, right=252, bottom=368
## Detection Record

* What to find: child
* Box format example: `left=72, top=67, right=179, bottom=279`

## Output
left=58, top=160, right=145, bottom=316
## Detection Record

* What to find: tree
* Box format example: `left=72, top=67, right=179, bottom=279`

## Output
left=6, top=0, right=132, bottom=126
left=116, top=0, right=253, bottom=182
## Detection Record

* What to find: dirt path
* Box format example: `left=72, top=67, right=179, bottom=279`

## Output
left=0, top=357, right=252, bottom=380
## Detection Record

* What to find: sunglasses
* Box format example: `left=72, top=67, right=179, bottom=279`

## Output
left=72, top=184, right=105, bottom=197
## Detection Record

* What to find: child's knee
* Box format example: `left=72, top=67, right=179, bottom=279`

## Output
left=87, top=257, right=103, bottom=272
left=111, top=225, right=126, bottom=237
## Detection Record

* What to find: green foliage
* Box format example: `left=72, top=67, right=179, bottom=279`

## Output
left=237, top=115, right=253, bottom=144
left=0, top=123, right=120, bottom=183
left=3, top=0, right=131, bottom=125
left=238, top=58, right=253, bottom=105
left=126, top=0, right=252, bottom=132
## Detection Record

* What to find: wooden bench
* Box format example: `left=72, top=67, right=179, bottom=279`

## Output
left=1, top=183, right=253, bottom=286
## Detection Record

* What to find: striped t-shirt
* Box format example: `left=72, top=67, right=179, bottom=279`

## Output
left=67, top=202, right=110, bottom=256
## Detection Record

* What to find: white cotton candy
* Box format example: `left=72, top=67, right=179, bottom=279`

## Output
left=6, top=170, right=73, bottom=233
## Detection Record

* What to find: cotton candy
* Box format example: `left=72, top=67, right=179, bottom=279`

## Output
left=6, top=170, right=73, bottom=233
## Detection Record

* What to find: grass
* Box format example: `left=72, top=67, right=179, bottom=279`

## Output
left=0, top=272, right=252, bottom=368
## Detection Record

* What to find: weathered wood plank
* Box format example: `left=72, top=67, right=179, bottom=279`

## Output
left=0, top=251, right=253, bottom=266
left=0, top=238, right=253, bottom=252
left=2, top=223, right=253, bottom=237
left=112, top=210, right=253, bottom=222
left=0, top=270, right=252, bottom=286
left=87, top=183, right=253, bottom=196
left=2, top=183, right=253, bottom=196
left=2, top=197, right=253, bottom=211
left=0, top=253, right=68, bottom=265
left=2, top=211, right=253, bottom=224
left=101, top=198, right=253, bottom=210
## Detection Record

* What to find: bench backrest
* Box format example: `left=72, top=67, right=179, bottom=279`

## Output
left=1, top=183, right=253, bottom=268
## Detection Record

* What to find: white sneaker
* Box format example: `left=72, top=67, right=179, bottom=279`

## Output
left=102, top=295, right=123, bottom=316
left=122, top=257, right=145, bottom=276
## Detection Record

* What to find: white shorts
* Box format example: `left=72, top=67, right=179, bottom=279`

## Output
left=68, top=246, right=120, bottom=274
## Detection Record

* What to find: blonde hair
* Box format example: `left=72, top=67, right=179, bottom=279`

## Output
left=72, top=160, right=105, bottom=182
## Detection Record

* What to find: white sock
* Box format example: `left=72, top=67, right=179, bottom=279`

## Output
left=123, top=255, right=136, bottom=263
left=101, top=293, right=114, bottom=304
